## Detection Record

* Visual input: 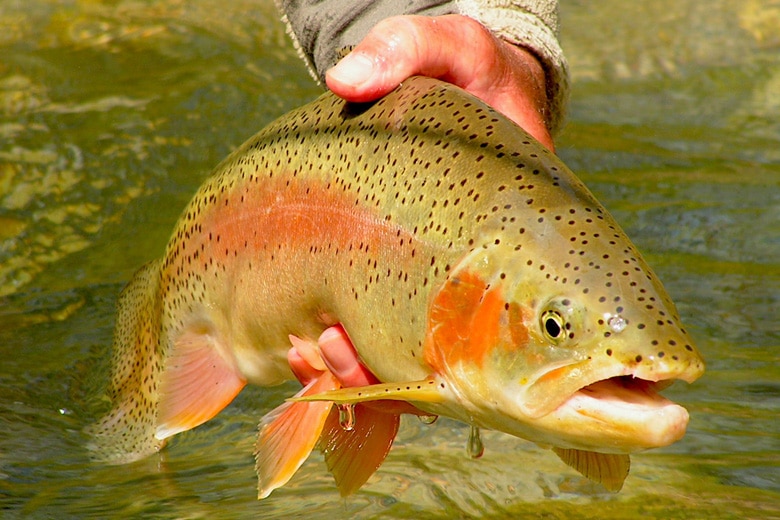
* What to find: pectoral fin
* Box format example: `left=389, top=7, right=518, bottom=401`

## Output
left=255, top=372, right=339, bottom=499
left=553, top=447, right=630, bottom=492
left=288, top=378, right=445, bottom=405
left=318, top=403, right=400, bottom=496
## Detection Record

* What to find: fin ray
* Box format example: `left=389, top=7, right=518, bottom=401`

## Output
left=255, top=372, right=339, bottom=499
left=553, top=447, right=630, bottom=492
left=155, top=328, right=246, bottom=439
left=318, top=404, right=400, bottom=496
left=289, top=378, right=444, bottom=404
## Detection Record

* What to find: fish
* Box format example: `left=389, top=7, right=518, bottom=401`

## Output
left=89, top=76, right=705, bottom=498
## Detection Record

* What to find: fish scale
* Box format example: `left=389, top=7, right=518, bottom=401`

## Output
left=90, top=76, right=704, bottom=496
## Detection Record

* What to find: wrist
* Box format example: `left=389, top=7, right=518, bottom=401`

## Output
left=498, top=41, right=555, bottom=150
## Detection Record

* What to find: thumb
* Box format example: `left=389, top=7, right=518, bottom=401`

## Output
left=325, top=15, right=466, bottom=102
left=325, top=15, right=554, bottom=150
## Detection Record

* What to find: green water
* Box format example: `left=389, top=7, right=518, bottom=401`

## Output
left=1, top=0, right=777, bottom=518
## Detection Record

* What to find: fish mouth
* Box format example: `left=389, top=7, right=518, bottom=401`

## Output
left=580, top=375, right=675, bottom=402
left=548, top=374, right=693, bottom=451
left=574, top=376, right=678, bottom=418
left=511, top=346, right=704, bottom=452
left=523, top=348, right=704, bottom=420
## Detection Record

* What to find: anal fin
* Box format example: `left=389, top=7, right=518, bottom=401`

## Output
left=255, top=372, right=339, bottom=499
left=156, top=328, right=246, bottom=439
left=553, top=447, right=630, bottom=492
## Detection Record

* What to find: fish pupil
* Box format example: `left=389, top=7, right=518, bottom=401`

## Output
left=545, top=316, right=562, bottom=338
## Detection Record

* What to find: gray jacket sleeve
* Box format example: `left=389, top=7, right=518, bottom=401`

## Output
left=276, top=0, right=568, bottom=133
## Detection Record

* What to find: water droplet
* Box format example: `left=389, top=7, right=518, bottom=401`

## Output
left=417, top=414, right=438, bottom=425
left=337, top=404, right=355, bottom=431
left=467, top=424, right=484, bottom=458
left=608, top=314, right=627, bottom=334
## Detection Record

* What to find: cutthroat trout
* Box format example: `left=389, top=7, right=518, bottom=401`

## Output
left=90, top=76, right=704, bottom=497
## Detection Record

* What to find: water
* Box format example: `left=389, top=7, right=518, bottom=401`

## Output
left=467, top=426, right=484, bottom=459
left=1, top=0, right=778, bottom=518
left=338, top=404, right=356, bottom=432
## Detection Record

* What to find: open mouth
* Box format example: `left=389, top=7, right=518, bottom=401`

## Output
left=558, top=375, right=691, bottom=449
left=580, top=376, right=675, bottom=404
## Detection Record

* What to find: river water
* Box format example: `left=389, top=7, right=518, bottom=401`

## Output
left=1, top=1, right=778, bottom=518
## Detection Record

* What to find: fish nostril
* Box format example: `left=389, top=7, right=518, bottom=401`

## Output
left=607, top=315, right=627, bottom=334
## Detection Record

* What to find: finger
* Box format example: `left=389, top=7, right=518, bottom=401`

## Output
left=325, top=15, right=460, bottom=102
left=318, top=324, right=379, bottom=387
left=287, top=346, right=322, bottom=386
left=288, top=334, right=326, bottom=371
left=326, top=15, right=522, bottom=102
left=316, top=327, right=435, bottom=416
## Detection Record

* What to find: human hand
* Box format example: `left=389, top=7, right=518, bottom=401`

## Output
left=325, top=14, right=555, bottom=151
left=287, top=325, right=426, bottom=415
left=288, top=325, right=376, bottom=387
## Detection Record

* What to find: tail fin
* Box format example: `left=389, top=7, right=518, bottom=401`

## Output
left=87, top=259, right=166, bottom=463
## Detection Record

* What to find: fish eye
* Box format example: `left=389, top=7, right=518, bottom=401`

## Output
left=541, top=310, right=565, bottom=342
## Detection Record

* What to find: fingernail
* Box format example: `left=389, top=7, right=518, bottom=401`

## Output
left=318, top=327, right=355, bottom=374
left=328, top=52, right=375, bottom=86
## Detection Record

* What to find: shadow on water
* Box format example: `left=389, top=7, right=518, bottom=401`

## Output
left=0, top=0, right=778, bottom=518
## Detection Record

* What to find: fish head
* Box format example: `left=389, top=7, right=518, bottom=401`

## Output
left=423, top=183, right=705, bottom=454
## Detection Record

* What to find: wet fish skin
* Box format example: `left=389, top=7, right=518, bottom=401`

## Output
left=90, top=76, right=704, bottom=495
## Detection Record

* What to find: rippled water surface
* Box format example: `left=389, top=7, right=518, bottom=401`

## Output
left=1, top=1, right=778, bottom=518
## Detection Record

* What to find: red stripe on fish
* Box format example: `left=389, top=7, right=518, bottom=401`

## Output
left=161, top=175, right=423, bottom=297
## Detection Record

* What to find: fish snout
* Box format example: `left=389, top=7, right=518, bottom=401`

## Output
left=597, top=316, right=705, bottom=386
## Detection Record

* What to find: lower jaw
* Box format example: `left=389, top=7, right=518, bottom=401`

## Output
left=441, top=374, right=692, bottom=453
left=534, top=377, right=692, bottom=452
